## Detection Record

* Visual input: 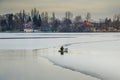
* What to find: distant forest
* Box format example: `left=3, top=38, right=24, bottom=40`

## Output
left=0, top=8, right=120, bottom=32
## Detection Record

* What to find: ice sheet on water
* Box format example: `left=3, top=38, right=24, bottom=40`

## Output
left=0, top=33, right=76, bottom=49
left=0, top=33, right=120, bottom=80
left=45, top=52, right=120, bottom=80
left=43, top=33, right=120, bottom=80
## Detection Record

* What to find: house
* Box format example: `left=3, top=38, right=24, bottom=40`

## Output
left=24, top=21, right=34, bottom=32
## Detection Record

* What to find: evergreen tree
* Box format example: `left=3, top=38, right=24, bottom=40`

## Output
left=38, top=15, right=42, bottom=26
left=8, top=14, right=14, bottom=30
left=27, top=16, right=32, bottom=22
left=1, top=19, right=7, bottom=31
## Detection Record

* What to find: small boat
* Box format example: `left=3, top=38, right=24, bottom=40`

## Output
left=58, top=48, right=68, bottom=53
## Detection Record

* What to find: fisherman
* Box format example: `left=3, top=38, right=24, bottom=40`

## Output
left=60, top=46, right=64, bottom=55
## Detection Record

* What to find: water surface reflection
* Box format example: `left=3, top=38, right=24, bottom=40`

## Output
left=0, top=49, right=100, bottom=80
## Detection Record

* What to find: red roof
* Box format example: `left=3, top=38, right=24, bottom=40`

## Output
left=81, top=21, right=93, bottom=26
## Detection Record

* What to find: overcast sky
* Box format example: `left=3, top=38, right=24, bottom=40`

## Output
left=0, top=0, right=120, bottom=21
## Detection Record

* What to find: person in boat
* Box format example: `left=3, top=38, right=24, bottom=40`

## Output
left=60, top=46, right=64, bottom=55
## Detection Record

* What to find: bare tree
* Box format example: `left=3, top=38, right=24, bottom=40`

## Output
left=45, top=12, right=48, bottom=23
left=113, top=14, right=120, bottom=21
left=74, top=15, right=82, bottom=23
left=65, top=11, right=73, bottom=19
left=86, top=12, right=91, bottom=21
left=52, top=12, right=55, bottom=21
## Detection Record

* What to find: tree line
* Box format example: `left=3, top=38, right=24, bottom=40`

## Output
left=0, top=8, right=120, bottom=32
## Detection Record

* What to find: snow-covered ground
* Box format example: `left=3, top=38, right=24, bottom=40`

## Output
left=0, top=33, right=120, bottom=80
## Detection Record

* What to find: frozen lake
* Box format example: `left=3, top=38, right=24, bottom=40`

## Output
left=0, top=33, right=120, bottom=80
left=0, top=50, right=99, bottom=80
